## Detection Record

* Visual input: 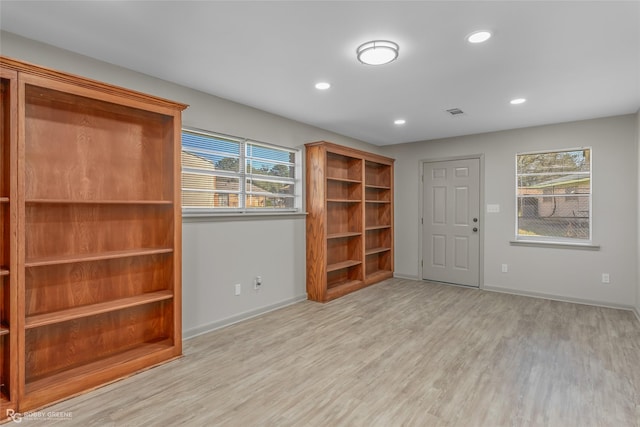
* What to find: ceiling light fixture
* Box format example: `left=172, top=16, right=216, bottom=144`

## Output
left=394, top=119, right=406, bottom=125
left=356, top=40, right=399, bottom=65
left=510, top=98, right=526, bottom=105
left=315, top=82, right=331, bottom=90
left=467, top=31, right=492, bottom=44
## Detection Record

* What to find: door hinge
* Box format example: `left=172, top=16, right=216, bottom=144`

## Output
left=421, top=260, right=423, bottom=267
left=421, top=218, right=423, bottom=224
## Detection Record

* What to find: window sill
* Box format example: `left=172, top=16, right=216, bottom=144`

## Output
left=182, top=211, right=307, bottom=223
left=509, top=240, right=600, bottom=251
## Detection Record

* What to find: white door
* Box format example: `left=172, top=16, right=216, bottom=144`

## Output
left=422, top=159, right=480, bottom=287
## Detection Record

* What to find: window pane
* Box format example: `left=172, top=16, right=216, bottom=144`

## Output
left=182, top=191, right=241, bottom=208
left=247, top=143, right=295, bottom=163
left=247, top=179, right=294, bottom=196
left=183, top=152, right=240, bottom=173
left=183, top=131, right=240, bottom=155
left=181, top=129, right=299, bottom=213
left=247, top=160, right=295, bottom=178
left=246, top=194, right=295, bottom=209
left=517, top=173, right=590, bottom=192
left=517, top=149, right=590, bottom=174
left=518, top=196, right=590, bottom=239
left=516, top=148, right=591, bottom=241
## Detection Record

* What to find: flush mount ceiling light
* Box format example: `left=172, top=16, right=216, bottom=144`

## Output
left=356, top=40, right=399, bottom=65
left=394, top=119, right=406, bottom=125
left=467, top=30, right=492, bottom=44
left=510, top=98, right=527, bottom=105
left=315, top=82, right=331, bottom=90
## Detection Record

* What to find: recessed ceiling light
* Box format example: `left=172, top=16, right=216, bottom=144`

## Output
left=315, top=82, right=331, bottom=90
left=510, top=98, right=526, bottom=105
left=356, top=40, right=399, bottom=65
left=467, top=31, right=492, bottom=44
left=394, top=119, right=406, bottom=125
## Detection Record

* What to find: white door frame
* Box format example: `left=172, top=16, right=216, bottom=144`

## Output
left=419, top=155, right=485, bottom=289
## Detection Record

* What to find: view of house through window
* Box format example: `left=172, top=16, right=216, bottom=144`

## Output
left=516, top=148, right=591, bottom=242
left=181, top=129, right=299, bottom=212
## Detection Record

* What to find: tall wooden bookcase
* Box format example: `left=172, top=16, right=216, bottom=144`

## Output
left=0, top=56, right=187, bottom=415
left=1, top=66, right=18, bottom=418
left=305, top=141, right=394, bottom=302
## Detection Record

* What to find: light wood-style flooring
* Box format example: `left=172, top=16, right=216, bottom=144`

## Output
left=21, top=279, right=640, bottom=426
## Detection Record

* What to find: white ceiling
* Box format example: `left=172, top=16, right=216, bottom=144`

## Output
left=1, top=1, right=639, bottom=146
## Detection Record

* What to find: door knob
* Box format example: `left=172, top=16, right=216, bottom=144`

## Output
left=473, top=218, right=478, bottom=223
left=473, top=227, right=478, bottom=232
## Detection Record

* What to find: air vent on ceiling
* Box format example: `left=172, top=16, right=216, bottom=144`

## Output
left=446, top=108, right=465, bottom=116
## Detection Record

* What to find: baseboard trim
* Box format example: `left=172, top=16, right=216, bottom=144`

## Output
left=483, top=284, right=636, bottom=312
left=183, top=294, right=308, bottom=340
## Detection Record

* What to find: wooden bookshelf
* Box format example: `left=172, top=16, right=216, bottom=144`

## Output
left=0, top=65, right=18, bottom=420
left=1, top=56, right=187, bottom=415
left=306, top=141, right=394, bottom=302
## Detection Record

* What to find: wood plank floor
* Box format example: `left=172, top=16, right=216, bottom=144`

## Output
left=21, top=279, right=640, bottom=426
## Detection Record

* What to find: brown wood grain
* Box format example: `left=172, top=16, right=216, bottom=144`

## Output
left=25, top=204, right=174, bottom=260
left=25, top=254, right=173, bottom=316
left=1, top=56, right=185, bottom=417
left=0, top=65, right=19, bottom=418
left=305, top=141, right=394, bottom=302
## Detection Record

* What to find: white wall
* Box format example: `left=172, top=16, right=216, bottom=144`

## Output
left=637, top=110, right=640, bottom=318
left=1, top=31, right=382, bottom=337
left=384, top=115, right=638, bottom=308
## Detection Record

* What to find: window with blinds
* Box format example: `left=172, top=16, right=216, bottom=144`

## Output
left=516, top=148, right=591, bottom=242
left=181, top=128, right=300, bottom=213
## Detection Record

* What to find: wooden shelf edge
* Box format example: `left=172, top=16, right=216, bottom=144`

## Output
left=327, top=259, right=362, bottom=272
left=0, top=324, right=8, bottom=336
left=365, top=225, right=392, bottom=231
left=0, top=197, right=8, bottom=203
left=25, top=247, right=174, bottom=268
left=327, top=199, right=361, bottom=203
left=365, top=200, right=391, bottom=204
left=23, top=340, right=179, bottom=409
left=26, top=290, right=174, bottom=329
left=365, top=184, right=391, bottom=190
left=365, top=247, right=392, bottom=256
left=26, top=199, right=173, bottom=205
left=326, top=177, right=362, bottom=184
left=327, top=232, right=362, bottom=239
left=0, top=269, right=8, bottom=276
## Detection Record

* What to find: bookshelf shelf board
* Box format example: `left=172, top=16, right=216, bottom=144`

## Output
left=26, top=199, right=173, bottom=205
left=365, top=247, right=392, bottom=256
left=327, top=177, right=361, bottom=184
left=327, top=232, right=362, bottom=239
left=365, top=225, right=392, bottom=231
left=25, top=248, right=173, bottom=268
left=25, top=290, right=174, bottom=329
left=326, top=259, right=362, bottom=272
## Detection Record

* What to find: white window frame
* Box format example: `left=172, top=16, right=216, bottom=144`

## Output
left=515, top=147, right=592, bottom=244
left=181, top=127, right=301, bottom=216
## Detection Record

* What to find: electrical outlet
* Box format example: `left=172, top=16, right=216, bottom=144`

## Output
left=234, top=283, right=241, bottom=295
left=501, top=264, right=508, bottom=273
left=601, top=273, right=610, bottom=284
left=254, top=276, right=262, bottom=290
